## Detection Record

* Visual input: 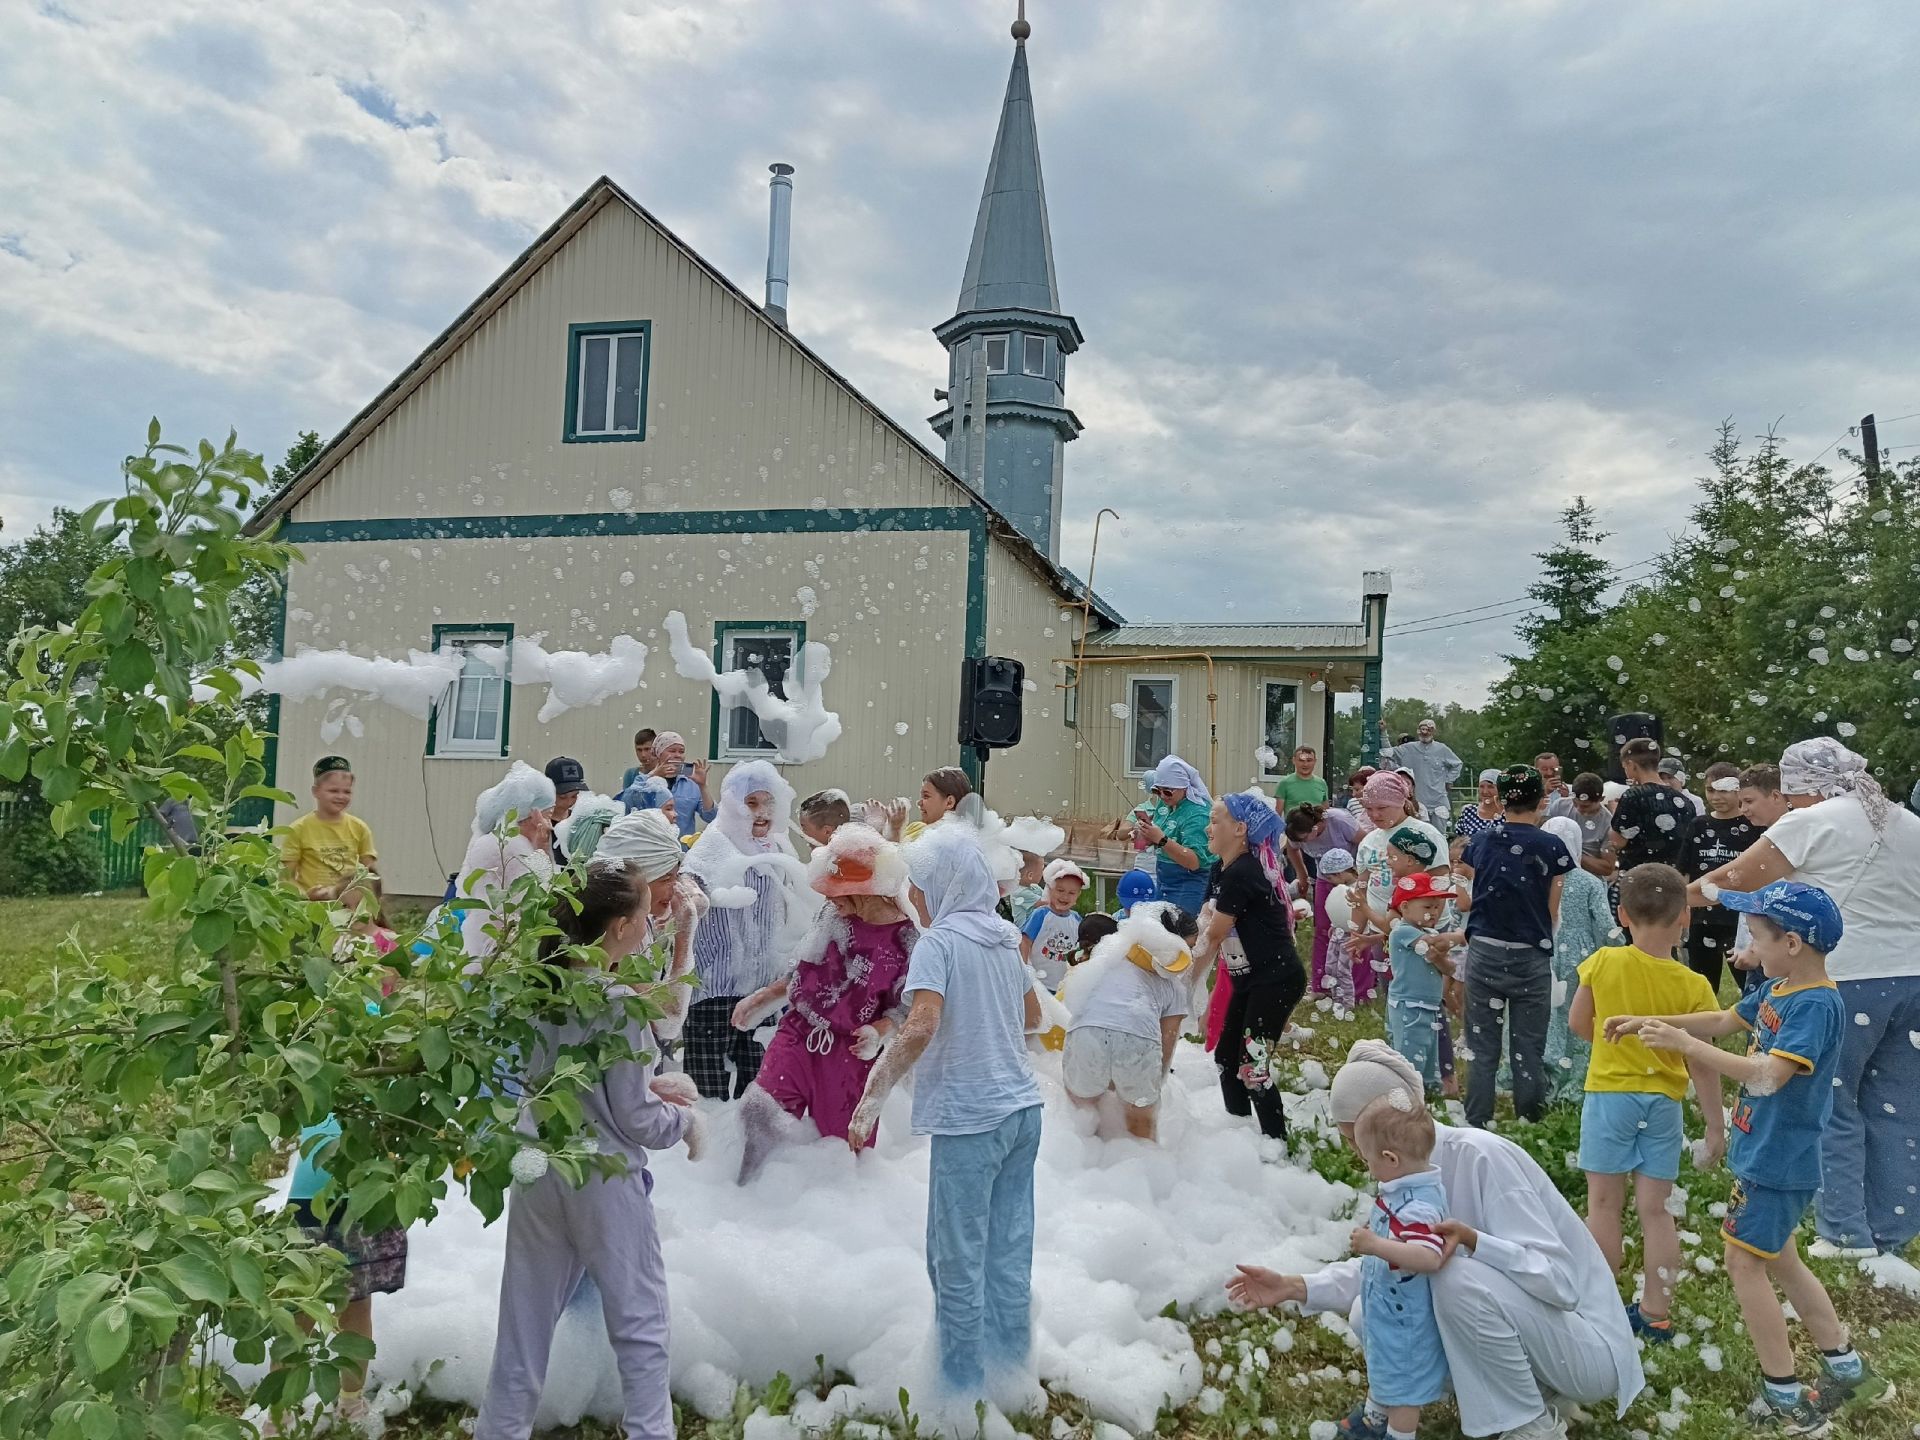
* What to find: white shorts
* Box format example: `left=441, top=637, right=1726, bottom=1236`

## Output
left=1063, top=1025, right=1166, bottom=1107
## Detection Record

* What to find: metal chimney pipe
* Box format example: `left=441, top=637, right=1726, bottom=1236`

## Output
left=765, top=163, right=794, bottom=328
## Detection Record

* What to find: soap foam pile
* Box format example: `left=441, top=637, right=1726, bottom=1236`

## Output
left=302, top=1046, right=1357, bottom=1434
left=664, top=610, right=842, bottom=764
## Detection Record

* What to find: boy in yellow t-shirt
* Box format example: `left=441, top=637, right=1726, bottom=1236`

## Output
left=1568, top=862, right=1725, bottom=1343
left=283, top=756, right=379, bottom=900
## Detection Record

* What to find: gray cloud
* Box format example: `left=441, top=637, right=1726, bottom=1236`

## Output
left=3, top=0, right=1918, bottom=703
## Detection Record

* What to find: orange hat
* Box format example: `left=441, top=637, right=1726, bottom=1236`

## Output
left=808, top=823, right=908, bottom=899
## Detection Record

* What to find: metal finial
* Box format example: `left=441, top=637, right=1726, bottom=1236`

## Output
left=1012, top=0, right=1030, bottom=42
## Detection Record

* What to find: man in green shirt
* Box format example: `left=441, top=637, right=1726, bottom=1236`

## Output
left=1273, top=745, right=1330, bottom=820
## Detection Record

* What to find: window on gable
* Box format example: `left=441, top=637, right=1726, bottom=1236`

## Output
left=430, top=626, right=512, bottom=757
left=565, top=322, right=651, bottom=442
left=1126, top=675, right=1176, bottom=775
left=983, top=334, right=1009, bottom=375
left=1022, top=334, right=1048, bottom=377
left=714, top=624, right=802, bottom=760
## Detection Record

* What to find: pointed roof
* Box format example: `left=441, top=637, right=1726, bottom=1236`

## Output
left=955, top=41, right=1063, bottom=316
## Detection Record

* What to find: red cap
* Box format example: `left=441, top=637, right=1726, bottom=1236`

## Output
left=1390, top=872, right=1449, bottom=910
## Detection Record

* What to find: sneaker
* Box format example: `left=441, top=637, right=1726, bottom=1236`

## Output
left=1806, top=1236, right=1878, bottom=1260
left=1745, top=1390, right=1832, bottom=1436
left=1497, top=1409, right=1568, bottom=1440
left=1627, top=1302, right=1675, bottom=1344
left=1335, top=1402, right=1390, bottom=1440
left=1816, top=1356, right=1895, bottom=1412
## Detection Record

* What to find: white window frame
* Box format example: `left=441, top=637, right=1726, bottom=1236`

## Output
left=1125, top=673, right=1178, bottom=777
left=572, top=328, right=648, bottom=438
left=1022, top=333, right=1048, bottom=377
left=716, top=625, right=803, bottom=762
left=1259, top=679, right=1301, bottom=782
left=983, top=334, right=1010, bottom=375
left=431, top=628, right=511, bottom=758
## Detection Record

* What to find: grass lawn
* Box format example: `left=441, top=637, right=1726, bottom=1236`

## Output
left=4, top=896, right=1916, bottom=1439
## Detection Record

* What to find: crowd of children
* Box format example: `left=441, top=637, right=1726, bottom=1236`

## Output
left=267, top=726, right=1913, bottom=1439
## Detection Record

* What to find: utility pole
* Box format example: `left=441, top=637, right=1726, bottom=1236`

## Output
left=1860, top=413, right=1882, bottom=509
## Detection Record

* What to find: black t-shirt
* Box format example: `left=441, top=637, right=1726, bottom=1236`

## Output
left=1678, top=813, right=1759, bottom=926
left=1208, top=853, right=1301, bottom=980
left=1462, top=821, right=1576, bottom=949
left=1610, top=783, right=1695, bottom=870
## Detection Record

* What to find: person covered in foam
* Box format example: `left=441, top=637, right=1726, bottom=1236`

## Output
left=1226, top=1040, right=1644, bottom=1440
left=730, top=823, right=916, bottom=1182
left=1058, top=901, right=1196, bottom=1142
left=459, top=761, right=559, bottom=961
left=682, top=761, right=811, bottom=1101
left=474, top=811, right=702, bottom=1440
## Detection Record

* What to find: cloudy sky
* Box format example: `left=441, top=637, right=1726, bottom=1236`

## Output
left=5, top=0, right=1919, bottom=704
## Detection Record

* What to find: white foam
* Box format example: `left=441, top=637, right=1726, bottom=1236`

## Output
left=663, top=611, right=842, bottom=763
left=328, top=1044, right=1356, bottom=1434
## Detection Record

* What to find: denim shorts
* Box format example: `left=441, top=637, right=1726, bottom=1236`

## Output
left=1723, top=1178, right=1815, bottom=1259
left=1577, top=1090, right=1684, bottom=1181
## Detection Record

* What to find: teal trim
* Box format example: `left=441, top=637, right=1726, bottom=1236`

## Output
left=562, top=320, right=653, bottom=444
left=281, top=505, right=993, bottom=773
left=707, top=620, right=807, bottom=762
left=427, top=622, right=514, bottom=758
left=1362, top=659, right=1383, bottom=764
left=263, top=581, right=288, bottom=805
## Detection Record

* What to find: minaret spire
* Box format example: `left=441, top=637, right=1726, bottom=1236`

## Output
left=928, top=10, right=1083, bottom=560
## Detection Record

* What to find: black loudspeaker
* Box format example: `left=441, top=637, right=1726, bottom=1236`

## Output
left=1606, top=712, right=1663, bottom=782
left=959, top=656, right=1025, bottom=750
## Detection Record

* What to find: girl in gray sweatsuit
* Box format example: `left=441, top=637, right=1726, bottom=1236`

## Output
left=476, top=814, right=702, bottom=1440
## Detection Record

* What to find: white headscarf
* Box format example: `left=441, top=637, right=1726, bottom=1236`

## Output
left=594, top=811, right=686, bottom=882
left=471, top=760, right=557, bottom=836
left=1541, top=815, right=1584, bottom=866
left=1779, top=737, right=1890, bottom=833
left=1150, top=755, right=1212, bottom=808
left=905, top=827, right=1021, bottom=952
left=682, top=761, right=809, bottom=990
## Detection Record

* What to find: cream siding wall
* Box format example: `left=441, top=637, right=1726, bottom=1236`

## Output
left=1069, top=657, right=1346, bottom=824
left=295, top=199, right=956, bottom=524
left=278, top=529, right=972, bottom=897
left=978, top=550, right=1082, bottom=817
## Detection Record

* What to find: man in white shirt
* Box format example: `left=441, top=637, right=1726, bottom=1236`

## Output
left=1226, top=1042, right=1643, bottom=1440
left=1393, top=719, right=1464, bottom=827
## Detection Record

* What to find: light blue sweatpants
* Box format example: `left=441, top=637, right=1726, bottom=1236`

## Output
left=925, top=1104, right=1043, bottom=1394
left=1817, top=975, right=1920, bottom=1253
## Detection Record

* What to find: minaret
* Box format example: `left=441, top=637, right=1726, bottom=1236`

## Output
left=930, top=5, right=1083, bottom=560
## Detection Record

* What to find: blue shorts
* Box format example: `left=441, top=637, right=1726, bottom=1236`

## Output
left=1577, top=1091, right=1684, bottom=1181
left=1723, top=1178, right=1816, bottom=1259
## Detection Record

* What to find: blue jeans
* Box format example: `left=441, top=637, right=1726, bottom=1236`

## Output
left=926, top=1105, right=1042, bottom=1394
left=1817, top=975, right=1920, bottom=1252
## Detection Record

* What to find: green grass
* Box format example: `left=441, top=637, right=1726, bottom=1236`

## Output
left=4, top=898, right=1916, bottom=1438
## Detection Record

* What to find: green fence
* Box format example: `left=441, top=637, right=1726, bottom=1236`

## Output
left=0, top=796, right=274, bottom=894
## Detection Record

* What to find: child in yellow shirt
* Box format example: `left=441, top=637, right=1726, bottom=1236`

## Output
left=283, top=755, right=379, bottom=900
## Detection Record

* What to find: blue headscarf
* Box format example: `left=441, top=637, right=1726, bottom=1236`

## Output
left=1223, top=791, right=1283, bottom=887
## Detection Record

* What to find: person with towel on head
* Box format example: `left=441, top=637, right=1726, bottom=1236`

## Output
left=848, top=828, right=1044, bottom=1402
left=474, top=811, right=702, bottom=1440
left=731, top=824, right=916, bottom=1182
left=1226, top=1040, right=1644, bottom=1440
left=1194, top=792, right=1308, bottom=1142
left=1133, top=755, right=1217, bottom=919
left=684, top=760, right=809, bottom=1100
left=459, top=762, right=559, bottom=962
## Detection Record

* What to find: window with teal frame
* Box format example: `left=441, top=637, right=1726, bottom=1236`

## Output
left=564, top=321, right=652, bottom=443
left=427, top=623, right=513, bottom=757
left=709, top=621, right=804, bottom=761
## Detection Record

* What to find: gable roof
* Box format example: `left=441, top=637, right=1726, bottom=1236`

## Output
left=1090, top=622, right=1370, bottom=652
left=249, top=175, right=1121, bottom=627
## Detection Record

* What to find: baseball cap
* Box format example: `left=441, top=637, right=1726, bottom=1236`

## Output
left=1718, top=880, right=1843, bottom=954
left=1391, top=872, right=1449, bottom=910
left=1656, top=757, right=1687, bottom=780
left=1117, top=870, right=1158, bottom=904
left=544, top=756, right=587, bottom=795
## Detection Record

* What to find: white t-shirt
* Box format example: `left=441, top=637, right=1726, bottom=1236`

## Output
left=1021, top=906, right=1082, bottom=990
left=1067, top=962, right=1190, bottom=1043
left=1762, top=796, right=1920, bottom=982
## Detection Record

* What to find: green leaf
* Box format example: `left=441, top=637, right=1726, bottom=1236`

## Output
left=135, top=1011, right=193, bottom=1044
left=55, top=1272, right=117, bottom=1332
left=190, top=911, right=235, bottom=952
left=0, top=735, right=26, bottom=783
left=301, top=955, right=335, bottom=998
left=229, top=1252, right=266, bottom=1307
left=156, top=1254, right=229, bottom=1305
left=123, top=1286, right=182, bottom=1322
left=148, top=416, right=161, bottom=445
left=6, top=1250, right=60, bottom=1308
left=418, top=1024, right=451, bottom=1074
left=83, top=1303, right=132, bottom=1372
left=105, top=642, right=156, bottom=691
left=280, top=1041, right=324, bottom=1081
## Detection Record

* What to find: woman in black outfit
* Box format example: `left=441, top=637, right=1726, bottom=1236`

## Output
left=1196, top=792, right=1309, bottom=1141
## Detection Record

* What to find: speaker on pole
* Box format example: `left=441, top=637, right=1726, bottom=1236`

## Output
left=959, top=656, right=1025, bottom=751
left=1607, top=712, right=1663, bottom=782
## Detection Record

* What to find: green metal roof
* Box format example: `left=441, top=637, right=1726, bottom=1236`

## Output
left=955, top=42, right=1062, bottom=316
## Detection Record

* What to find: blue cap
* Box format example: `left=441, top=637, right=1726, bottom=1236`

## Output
left=1117, top=870, right=1158, bottom=904
left=1719, top=880, right=1843, bottom=954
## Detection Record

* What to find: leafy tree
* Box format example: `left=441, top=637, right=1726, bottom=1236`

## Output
left=268, top=430, right=323, bottom=496
left=0, top=423, right=683, bottom=1437
left=0, top=508, right=120, bottom=644
left=232, top=430, right=321, bottom=663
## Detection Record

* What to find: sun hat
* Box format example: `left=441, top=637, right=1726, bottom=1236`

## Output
left=808, top=823, right=908, bottom=899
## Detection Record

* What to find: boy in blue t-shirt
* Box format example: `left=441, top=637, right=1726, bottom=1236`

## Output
left=1608, top=881, right=1890, bottom=1430
left=1020, top=858, right=1086, bottom=991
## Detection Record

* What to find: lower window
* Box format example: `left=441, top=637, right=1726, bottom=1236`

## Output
left=713, top=623, right=802, bottom=760
left=430, top=625, right=512, bottom=757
